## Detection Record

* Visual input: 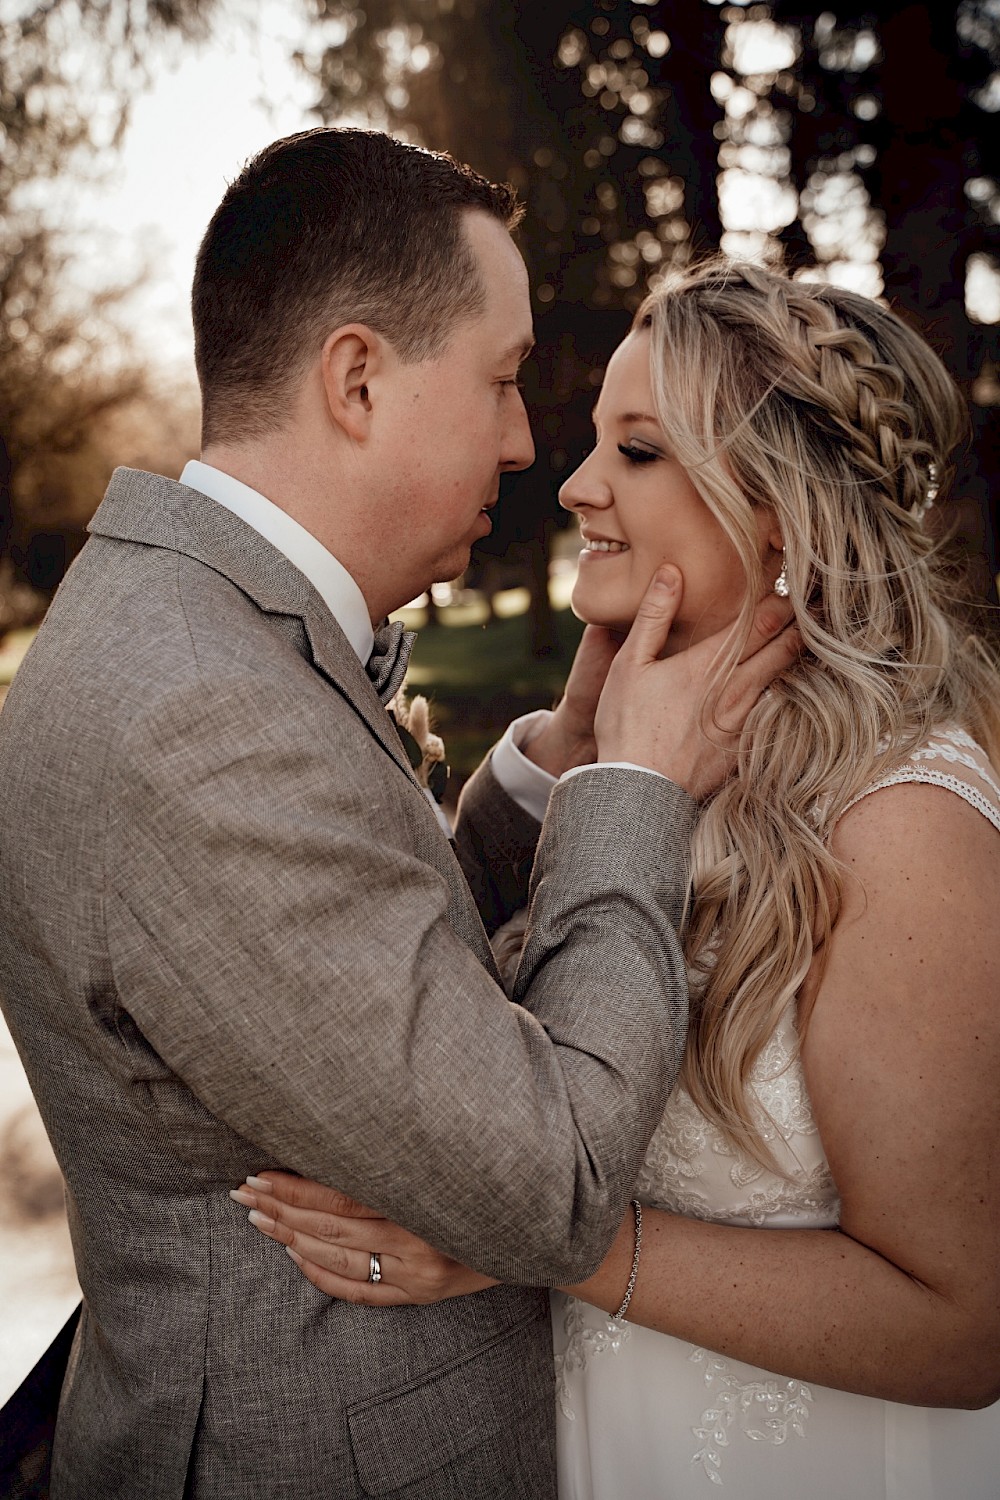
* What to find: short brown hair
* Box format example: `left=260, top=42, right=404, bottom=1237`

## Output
left=192, top=128, right=523, bottom=445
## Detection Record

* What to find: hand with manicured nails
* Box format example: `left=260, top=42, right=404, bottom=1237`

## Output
left=231, top=1174, right=495, bottom=1306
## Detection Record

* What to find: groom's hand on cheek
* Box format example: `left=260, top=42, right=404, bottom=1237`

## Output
left=521, top=623, right=621, bottom=777
left=594, top=565, right=800, bottom=799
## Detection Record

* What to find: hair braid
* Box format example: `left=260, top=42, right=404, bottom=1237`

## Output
left=634, top=259, right=999, bottom=1172
left=807, top=325, right=937, bottom=520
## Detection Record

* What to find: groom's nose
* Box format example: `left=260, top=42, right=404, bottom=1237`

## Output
left=500, top=390, right=535, bottom=473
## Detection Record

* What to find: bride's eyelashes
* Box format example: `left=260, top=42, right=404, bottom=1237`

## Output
left=617, top=443, right=660, bottom=465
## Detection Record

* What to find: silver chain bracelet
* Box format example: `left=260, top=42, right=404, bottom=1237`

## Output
left=612, top=1199, right=643, bottom=1321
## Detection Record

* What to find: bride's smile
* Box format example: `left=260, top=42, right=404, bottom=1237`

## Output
left=559, top=328, right=778, bottom=654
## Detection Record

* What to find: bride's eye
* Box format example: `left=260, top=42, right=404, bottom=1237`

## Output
left=618, top=443, right=660, bottom=465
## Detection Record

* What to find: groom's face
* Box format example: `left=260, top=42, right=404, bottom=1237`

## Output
left=372, top=212, right=536, bottom=604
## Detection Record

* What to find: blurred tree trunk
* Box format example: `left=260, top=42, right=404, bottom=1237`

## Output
left=653, top=4, right=724, bottom=254
left=872, top=4, right=997, bottom=599
left=773, top=0, right=999, bottom=603
left=874, top=8, right=970, bottom=358
left=0, top=434, right=10, bottom=562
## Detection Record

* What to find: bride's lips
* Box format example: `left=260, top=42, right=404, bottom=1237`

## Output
left=579, top=532, right=631, bottom=558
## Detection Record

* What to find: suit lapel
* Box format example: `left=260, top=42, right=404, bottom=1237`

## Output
left=297, top=600, right=418, bottom=782
left=89, top=468, right=418, bottom=784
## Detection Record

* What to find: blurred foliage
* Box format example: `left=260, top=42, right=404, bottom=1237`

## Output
left=400, top=600, right=586, bottom=791
left=298, top=0, right=999, bottom=604
left=0, top=0, right=213, bottom=628
left=2, top=0, right=998, bottom=634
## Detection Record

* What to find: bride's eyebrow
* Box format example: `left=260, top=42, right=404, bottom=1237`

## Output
left=590, top=405, right=661, bottom=427
left=589, top=406, right=661, bottom=425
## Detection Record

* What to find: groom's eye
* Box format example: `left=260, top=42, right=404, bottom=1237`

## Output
left=618, top=443, right=659, bottom=465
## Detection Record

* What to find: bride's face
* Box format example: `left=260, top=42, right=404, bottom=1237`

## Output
left=559, top=330, right=777, bottom=653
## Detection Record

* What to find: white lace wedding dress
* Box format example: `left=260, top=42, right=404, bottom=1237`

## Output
left=552, top=727, right=1000, bottom=1499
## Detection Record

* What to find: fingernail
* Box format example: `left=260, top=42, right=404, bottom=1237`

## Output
left=229, top=1189, right=255, bottom=1207
left=285, top=1246, right=303, bottom=1266
left=248, top=1209, right=277, bottom=1233
left=246, top=1176, right=272, bottom=1192
left=652, top=567, right=676, bottom=594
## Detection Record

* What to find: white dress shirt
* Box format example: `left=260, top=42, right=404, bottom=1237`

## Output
left=180, top=461, right=374, bottom=662
left=179, top=461, right=662, bottom=830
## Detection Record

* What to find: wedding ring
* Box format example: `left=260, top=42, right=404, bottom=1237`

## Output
left=368, top=1252, right=382, bottom=1284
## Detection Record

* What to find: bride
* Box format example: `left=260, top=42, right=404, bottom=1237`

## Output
left=232, top=261, right=1000, bottom=1498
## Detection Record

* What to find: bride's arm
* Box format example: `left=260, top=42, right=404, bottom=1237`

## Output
left=564, top=780, right=1000, bottom=1409
left=237, top=782, right=1000, bottom=1408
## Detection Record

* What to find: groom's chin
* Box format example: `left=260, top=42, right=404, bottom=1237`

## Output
left=429, top=546, right=475, bottom=592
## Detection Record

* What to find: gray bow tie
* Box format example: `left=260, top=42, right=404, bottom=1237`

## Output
left=366, top=618, right=416, bottom=704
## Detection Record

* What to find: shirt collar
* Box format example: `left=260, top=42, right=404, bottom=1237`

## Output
left=179, top=460, right=374, bottom=664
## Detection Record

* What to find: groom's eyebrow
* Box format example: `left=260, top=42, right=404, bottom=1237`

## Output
left=500, top=337, right=535, bottom=364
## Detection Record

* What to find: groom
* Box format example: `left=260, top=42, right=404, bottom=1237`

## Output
left=0, top=129, right=795, bottom=1498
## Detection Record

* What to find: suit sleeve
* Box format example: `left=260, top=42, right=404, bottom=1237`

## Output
left=107, top=677, right=698, bottom=1285
left=452, top=751, right=541, bottom=936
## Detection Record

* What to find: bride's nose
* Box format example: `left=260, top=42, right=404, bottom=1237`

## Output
left=559, top=451, right=611, bottom=515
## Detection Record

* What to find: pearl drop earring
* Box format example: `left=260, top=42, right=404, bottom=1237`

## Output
left=773, top=552, right=789, bottom=598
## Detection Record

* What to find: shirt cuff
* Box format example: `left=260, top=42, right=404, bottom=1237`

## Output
left=560, top=762, right=670, bottom=785
left=492, top=711, right=674, bottom=824
left=491, top=710, right=558, bottom=824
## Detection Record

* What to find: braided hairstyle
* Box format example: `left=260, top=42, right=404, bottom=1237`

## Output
left=636, top=260, right=1000, bottom=1170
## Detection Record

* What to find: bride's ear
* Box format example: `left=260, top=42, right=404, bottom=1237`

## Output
left=758, top=512, right=785, bottom=591
left=321, top=325, right=381, bottom=442
left=752, top=506, right=784, bottom=562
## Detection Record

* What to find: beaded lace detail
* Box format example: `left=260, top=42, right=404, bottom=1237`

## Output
left=554, top=726, right=1000, bottom=1484
left=633, top=1010, right=838, bottom=1228
left=554, top=1297, right=633, bottom=1421
left=554, top=1002, right=837, bottom=1441
left=689, top=1349, right=814, bottom=1487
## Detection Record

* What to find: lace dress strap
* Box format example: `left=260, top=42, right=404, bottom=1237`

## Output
left=841, top=725, right=1000, bottom=835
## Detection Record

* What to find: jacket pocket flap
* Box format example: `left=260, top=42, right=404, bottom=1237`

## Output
left=347, top=1304, right=551, bottom=1495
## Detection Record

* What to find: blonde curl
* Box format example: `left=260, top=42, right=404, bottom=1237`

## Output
left=636, top=260, right=1000, bottom=1171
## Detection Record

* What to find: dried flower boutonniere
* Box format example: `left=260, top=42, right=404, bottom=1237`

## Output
left=388, top=688, right=449, bottom=806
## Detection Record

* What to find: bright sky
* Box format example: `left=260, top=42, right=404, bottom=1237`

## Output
left=67, top=4, right=996, bottom=377
left=74, top=2, right=326, bottom=373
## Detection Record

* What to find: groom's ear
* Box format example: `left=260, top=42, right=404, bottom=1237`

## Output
left=320, top=325, right=382, bottom=442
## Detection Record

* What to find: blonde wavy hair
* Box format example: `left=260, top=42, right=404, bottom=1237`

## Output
left=637, top=260, right=1000, bottom=1171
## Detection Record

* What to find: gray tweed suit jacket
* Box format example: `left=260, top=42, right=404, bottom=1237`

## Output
left=0, top=468, right=697, bottom=1499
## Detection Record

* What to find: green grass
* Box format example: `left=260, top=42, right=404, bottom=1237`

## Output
left=0, top=606, right=585, bottom=786
left=399, top=604, right=582, bottom=696
left=395, top=605, right=585, bottom=787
